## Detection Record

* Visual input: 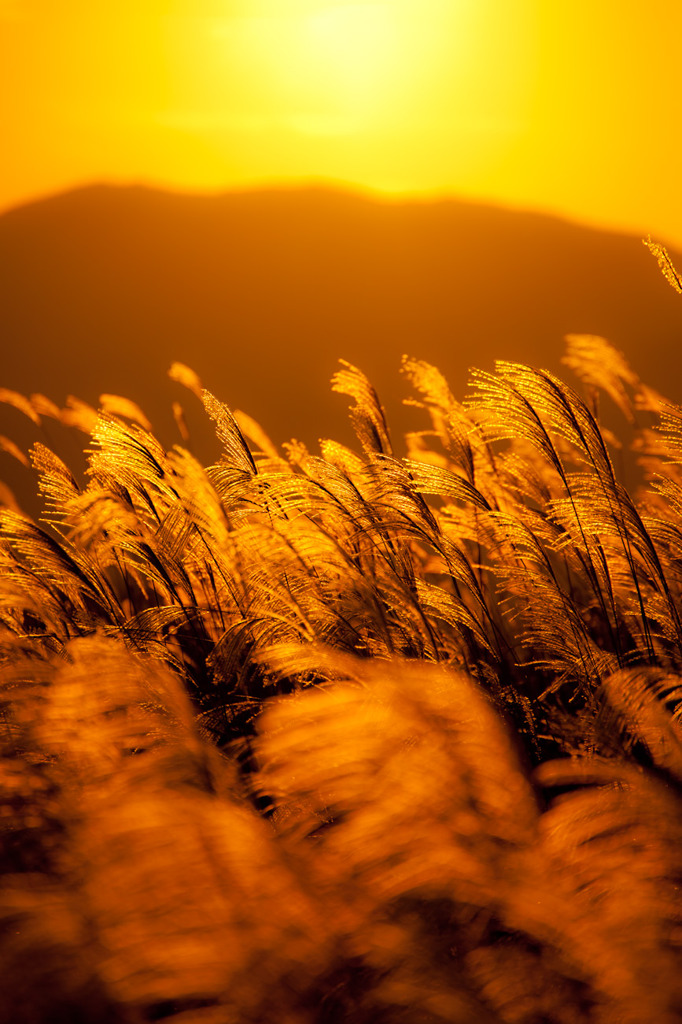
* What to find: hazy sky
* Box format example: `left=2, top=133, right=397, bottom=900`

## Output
left=2, top=0, right=682, bottom=246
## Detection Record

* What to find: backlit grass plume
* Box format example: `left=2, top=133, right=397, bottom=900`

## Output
left=3, top=330, right=682, bottom=1021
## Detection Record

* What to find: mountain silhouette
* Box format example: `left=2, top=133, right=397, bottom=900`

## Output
left=1, top=183, right=681, bottom=508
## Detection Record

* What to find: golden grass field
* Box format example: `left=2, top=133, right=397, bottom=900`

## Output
left=2, top=245, right=682, bottom=1022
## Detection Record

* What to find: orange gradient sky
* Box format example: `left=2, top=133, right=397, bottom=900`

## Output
left=2, top=0, right=682, bottom=247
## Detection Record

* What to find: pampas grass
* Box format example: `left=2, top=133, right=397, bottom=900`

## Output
left=3, top=314, right=682, bottom=1020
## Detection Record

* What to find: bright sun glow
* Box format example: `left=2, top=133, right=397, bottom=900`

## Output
left=296, top=4, right=397, bottom=110
left=202, top=1, right=462, bottom=133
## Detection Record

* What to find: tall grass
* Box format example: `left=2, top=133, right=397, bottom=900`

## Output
left=3, top=284, right=682, bottom=1020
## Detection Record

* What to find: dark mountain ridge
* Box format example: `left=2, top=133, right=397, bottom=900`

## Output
left=1, top=183, right=681, bottom=505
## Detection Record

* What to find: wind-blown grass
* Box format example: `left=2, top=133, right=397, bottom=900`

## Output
left=2, top=323, right=682, bottom=1021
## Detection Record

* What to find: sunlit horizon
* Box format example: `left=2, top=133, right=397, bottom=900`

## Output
left=4, top=174, right=679, bottom=257
left=2, top=1, right=682, bottom=247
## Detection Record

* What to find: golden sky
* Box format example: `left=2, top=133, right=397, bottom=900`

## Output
left=2, top=0, right=682, bottom=247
